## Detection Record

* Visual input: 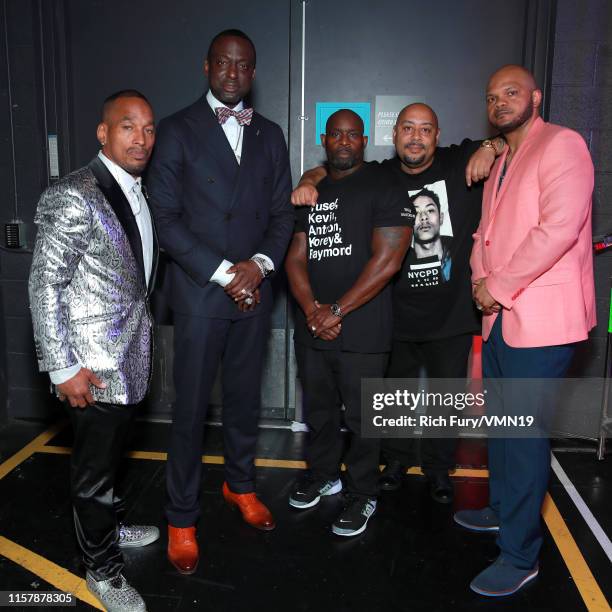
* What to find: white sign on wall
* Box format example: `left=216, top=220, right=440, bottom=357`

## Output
left=374, top=96, right=422, bottom=146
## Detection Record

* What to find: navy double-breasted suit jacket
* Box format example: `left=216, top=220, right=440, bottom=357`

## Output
left=147, top=96, right=293, bottom=318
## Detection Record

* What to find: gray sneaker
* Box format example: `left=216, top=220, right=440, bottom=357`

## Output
left=118, top=524, right=160, bottom=548
left=331, top=496, right=377, bottom=537
left=86, top=573, right=146, bottom=612
left=454, top=507, right=500, bottom=532
left=289, top=474, right=343, bottom=509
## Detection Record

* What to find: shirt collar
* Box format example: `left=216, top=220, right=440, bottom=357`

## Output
left=98, top=151, right=140, bottom=194
left=206, top=89, right=244, bottom=114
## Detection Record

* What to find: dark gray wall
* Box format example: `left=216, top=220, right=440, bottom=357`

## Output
left=548, top=0, right=612, bottom=437
left=66, top=0, right=291, bottom=167
left=0, top=0, right=62, bottom=421
left=551, top=0, right=612, bottom=379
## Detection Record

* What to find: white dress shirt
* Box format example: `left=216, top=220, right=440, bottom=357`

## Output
left=205, top=90, right=274, bottom=287
left=49, top=152, right=154, bottom=385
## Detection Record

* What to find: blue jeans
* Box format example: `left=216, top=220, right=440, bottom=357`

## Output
left=482, top=314, right=575, bottom=568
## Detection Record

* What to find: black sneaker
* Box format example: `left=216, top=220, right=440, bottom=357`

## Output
left=379, top=459, right=404, bottom=492
left=331, top=495, right=377, bottom=537
left=424, top=470, right=454, bottom=504
left=289, top=473, right=342, bottom=509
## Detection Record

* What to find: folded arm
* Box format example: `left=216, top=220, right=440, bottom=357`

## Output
left=285, top=232, right=340, bottom=341
left=29, top=189, right=90, bottom=372
left=225, top=126, right=294, bottom=301
left=291, top=166, right=327, bottom=206
left=307, top=226, right=412, bottom=334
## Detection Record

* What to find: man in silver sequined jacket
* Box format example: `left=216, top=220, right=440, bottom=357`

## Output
left=28, top=90, right=159, bottom=612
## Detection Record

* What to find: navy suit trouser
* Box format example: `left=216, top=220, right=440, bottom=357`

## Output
left=482, top=314, right=575, bottom=569
left=166, top=313, right=269, bottom=527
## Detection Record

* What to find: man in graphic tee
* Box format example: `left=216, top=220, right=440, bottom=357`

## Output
left=292, top=103, right=505, bottom=503
left=285, top=109, right=413, bottom=537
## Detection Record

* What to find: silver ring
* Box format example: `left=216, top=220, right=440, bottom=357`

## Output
left=245, top=297, right=254, bottom=305
left=476, top=304, right=483, bottom=311
left=241, top=288, right=247, bottom=295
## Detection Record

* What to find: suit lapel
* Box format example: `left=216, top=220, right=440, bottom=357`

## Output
left=88, top=157, right=146, bottom=287
left=490, top=117, right=546, bottom=219
left=142, top=186, right=160, bottom=296
left=186, top=97, right=239, bottom=186
left=489, top=150, right=509, bottom=217
left=228, top=115, right=260, bottom=211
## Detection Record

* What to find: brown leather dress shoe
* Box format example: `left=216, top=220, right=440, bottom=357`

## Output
left=167, top=525, right=199, bottom=575
left=222, top=482, right=276, bottom=531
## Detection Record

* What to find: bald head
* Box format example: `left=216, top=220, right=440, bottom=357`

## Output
left=486, top=65, right=541, bottom=134
left=487, top=64, right=538, bottom=94
left=395, top=103, right=439, bottom=131
left=325, top=109, right=364, bottom=134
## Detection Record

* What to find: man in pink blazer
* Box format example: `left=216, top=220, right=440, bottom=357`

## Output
left=454, top=65, right=595, bottom=596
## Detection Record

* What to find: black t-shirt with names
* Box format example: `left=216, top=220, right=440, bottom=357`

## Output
left=381, top=139, right=483, bottom=341
left=294, top=162, right=415, bottom=353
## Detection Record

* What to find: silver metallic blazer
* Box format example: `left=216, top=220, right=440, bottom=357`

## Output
left=28, top=158, right=158, bottom=405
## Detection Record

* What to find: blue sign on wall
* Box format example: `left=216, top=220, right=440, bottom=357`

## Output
left=315, top=102, right=371, bottom=145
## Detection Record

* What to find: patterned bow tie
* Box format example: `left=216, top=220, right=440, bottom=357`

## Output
left=215, top=106, right=253, bottom=126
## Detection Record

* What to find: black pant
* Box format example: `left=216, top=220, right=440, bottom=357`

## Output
left=66, top=400, right=137, bottom=580
left=383, top=333, right=473, bottom=473
left=297, top=346, right=389, bottom=498
left=166, top=314, right=269, bottom=527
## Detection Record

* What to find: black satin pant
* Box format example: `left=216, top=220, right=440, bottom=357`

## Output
left=65, top=400, right=137, bottom=580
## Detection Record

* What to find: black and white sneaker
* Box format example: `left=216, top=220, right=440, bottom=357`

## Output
left=289, top=473, right=342, bottom=509
left=331, top=495, right=377, bottom=537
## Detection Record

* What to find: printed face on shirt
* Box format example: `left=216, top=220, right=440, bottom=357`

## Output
left=205, top=35, right=256, bottom=107
left=321, top=110, right=367, bottom=171
left=413, top=194, right=443, bottom=244
left=486, top=66, right=541, bottom=134
left=97, top=97, right=155, bottom=177
left=393, top=104, right=440, bottom=171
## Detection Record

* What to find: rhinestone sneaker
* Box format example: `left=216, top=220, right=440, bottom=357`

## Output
left=86, top=572, right=146, bottom=612
left=118, top=524, right=160, bottom=548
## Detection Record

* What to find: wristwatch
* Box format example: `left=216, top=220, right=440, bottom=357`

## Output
left=330, top=302, right=344, bottom=318
left=481, top=137, right=505, bottom=155
left=250, top=255, right=273, bottom=278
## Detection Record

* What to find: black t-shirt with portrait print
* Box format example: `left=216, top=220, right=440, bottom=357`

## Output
left=294, top=162, right=415, bottom=353
left=380, top=139, right=484, bottom=341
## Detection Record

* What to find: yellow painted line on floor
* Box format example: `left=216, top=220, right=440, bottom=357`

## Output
left=36, top=446, right=490, bottom=477
left=255, top=457, right=307, bottom=469
left=36, top=447, right=227, bottom=464
left=0, top=535, right=103, bottom=610
left=0, top=421, right=67, bottom=481
left=408, top=467, right=489, bottom=478
left=33, top=445, right=73, bottom=456
left=542, top=494, right=610, bottom=611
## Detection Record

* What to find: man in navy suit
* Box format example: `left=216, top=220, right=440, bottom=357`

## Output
left=148, top=29, right=293, bottom=574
